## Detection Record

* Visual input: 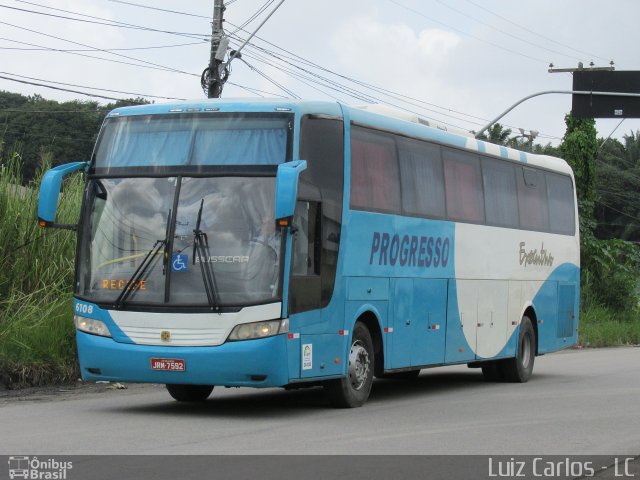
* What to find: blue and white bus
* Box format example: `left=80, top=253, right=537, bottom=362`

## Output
left=38, top=99, right=579, bottom=407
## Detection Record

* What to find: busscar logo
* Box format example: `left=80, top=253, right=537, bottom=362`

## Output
left=8, top=456, right=73, bottom=480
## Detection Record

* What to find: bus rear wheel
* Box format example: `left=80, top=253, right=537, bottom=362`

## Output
left=481, top=361, right=504, bottom=382
left=166, top=384, right=214, bottom=402
left=324, top=322, right=374, bottom=408
left=500, top=315, right=535, bottom=383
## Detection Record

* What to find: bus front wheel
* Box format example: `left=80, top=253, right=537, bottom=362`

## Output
left=324, top=323, right=374, bottom=408
left=166, top=384, right=214, bottom=402
left=501, top=316, right=535, bottom=383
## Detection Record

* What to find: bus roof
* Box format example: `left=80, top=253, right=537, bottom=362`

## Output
left=108, top=98, right=572, bottom=176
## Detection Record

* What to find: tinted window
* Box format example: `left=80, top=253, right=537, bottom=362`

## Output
left=443, top=149, right=485, bottom=222
left=292, top=200, right=321, bottom=276
left=350, top=127, right=401, bottom=213
left=398, top=137, right=445, bottom=218
left=293, top=117, right=345, bottom=313
left=547, top=173, right=576, bottom=235
left=94, top=113, right=291, bottom=171
left=517, top=167, right=549, bottom=231
left=482, top=158, right=519, bottom=228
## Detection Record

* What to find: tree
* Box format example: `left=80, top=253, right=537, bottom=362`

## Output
left=559, top=116, right=640, bottom=311
left=476, top=123, right=512, bottom=145
left=560, top=114, right=598, bottom=207
left=0, top=91, right=149, bottom=182
left=595, top=131, right=640, bottom=242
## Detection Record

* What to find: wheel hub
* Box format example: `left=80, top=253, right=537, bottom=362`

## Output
left=348, top=340, right=370, bottom=391
left=521, top=333, right=532, bottom=369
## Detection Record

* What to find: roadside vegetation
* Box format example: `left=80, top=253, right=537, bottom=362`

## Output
left=0, top=93, right=639, bottom=388
left=0, top=153, right=81, bottom=388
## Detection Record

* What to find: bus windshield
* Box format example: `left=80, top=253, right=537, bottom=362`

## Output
left=77, top=176, right=282, bottom=308
left=94, top=113, right=291, bottom=170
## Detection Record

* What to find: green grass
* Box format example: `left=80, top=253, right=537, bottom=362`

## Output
left=578, top=305, right=640, bottom=347
left=0, top=152, right=82, bottom=388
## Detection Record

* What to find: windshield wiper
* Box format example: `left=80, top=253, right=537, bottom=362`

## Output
left=113, top=209, right=171, bottom=309
left=192, top=198, right=219, bottom=310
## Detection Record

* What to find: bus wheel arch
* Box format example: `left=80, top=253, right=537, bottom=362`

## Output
left=501, top=313, right=536, bottom=383
left=355, top=311, right=384, bottom=378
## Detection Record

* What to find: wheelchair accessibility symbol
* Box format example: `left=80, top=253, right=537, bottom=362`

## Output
left=172, top=253, right=188, bottom=272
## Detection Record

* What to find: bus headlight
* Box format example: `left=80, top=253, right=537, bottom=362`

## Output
left=74, top=315, right=112, bottom=338
left=227, top=319, right=288, bottom=341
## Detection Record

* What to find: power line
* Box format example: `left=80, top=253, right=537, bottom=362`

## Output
left=0, top=36, right=182, bottom=74
left=239, top=41, right=482, bottom=125
left=0, top=40, right=205, bottom=53
left=226, top=21, right=549, bottom=134
left=5, top=0, right=565, bottom=140
left=229, top=30, right=471, bottom=116
left=0, top=36, right=196, bottom=79
left=107, top=0, right=210, bottom=19
left=7, top=1, right=210, bottom=40
left=16, top=0, right=555, bottom=137
left=1, top=20, right=198, bottom=77
left=234, top=37, right=503, bottom=131
left=386, top=0, right=549, bottom=64
left=0, top=72, right=186, bottom=100
left=230, top=0, right=275, bottom=34
left=463, top=0, right=609, bottom=63
left=0, top=74, right=137, bottom=102
left=240, top=58, right=299, bottom=98
left=433, top=0, right=581, bottom=63
left=226, top=81, right=287, bottom=98
left=236, top=51, right=348, bottom=102
left=230, top=31, right=564, bottom=138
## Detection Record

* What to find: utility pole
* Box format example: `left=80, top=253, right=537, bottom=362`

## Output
left=205, top=0, right=227, bottom=98
left=201, top=0, right=286, bottom=98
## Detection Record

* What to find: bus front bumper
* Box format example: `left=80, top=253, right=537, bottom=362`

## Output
left=76, top=330, right=291, bottom=387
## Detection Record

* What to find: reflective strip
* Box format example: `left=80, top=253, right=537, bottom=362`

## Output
left=338, top=330, right=349, bottom=336
left=288, top=333, right=300, bottom=339
left=384, top=327, right=393, bottom=333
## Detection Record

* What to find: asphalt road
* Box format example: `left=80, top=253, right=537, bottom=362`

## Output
left=1, top=347, right=639, bottom=456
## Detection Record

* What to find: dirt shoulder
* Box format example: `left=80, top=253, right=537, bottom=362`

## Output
left=0, top=381, right=161, bottom=404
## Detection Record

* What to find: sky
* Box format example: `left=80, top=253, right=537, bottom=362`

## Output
left=1, top=0, right=640, bottom=147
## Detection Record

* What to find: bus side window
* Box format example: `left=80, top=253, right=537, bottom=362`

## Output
left=292, top=200, right=321, bottom=276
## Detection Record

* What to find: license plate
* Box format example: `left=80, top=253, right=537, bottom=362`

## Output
left=150, top=358, right=186, bottom=371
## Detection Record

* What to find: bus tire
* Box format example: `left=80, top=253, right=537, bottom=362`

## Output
left=481, top=361, right=504, bottom=382
left=500, top=316, right=535, bottom=383
left=324, top=322, right=374, bottom=408
left=377, top=369, right=421, bottom=380
left=166, top=384, right=213, bottom=402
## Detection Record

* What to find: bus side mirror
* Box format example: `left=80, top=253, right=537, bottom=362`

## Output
left=275, top=160, right=307, bottom=225
left=38, top=161, right=87, bottom=230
